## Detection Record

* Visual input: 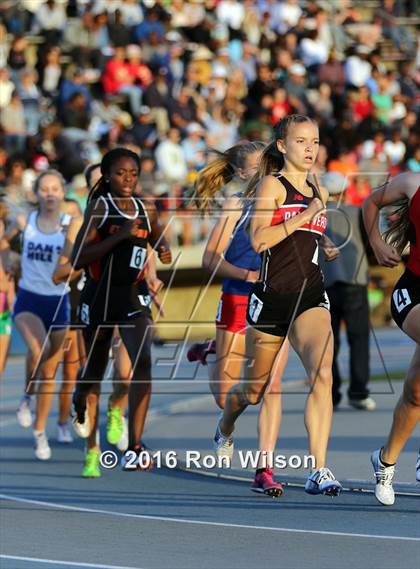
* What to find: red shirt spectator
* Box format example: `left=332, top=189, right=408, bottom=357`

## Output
left=352, top=86, right=374, bottom=123
left=126, top=45, right=153, bottom=90
left=345, top=177, right=371, bottom=207
left=271, top=87, right=291, bottom=124
left=102, top=47, right=132, bottom=95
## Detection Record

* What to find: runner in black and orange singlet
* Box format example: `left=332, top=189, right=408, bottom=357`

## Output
left=363, top=172, right=420, bottom=505
left=70, top=148, right=171, bottom=472
left=214, top=115, right=342, bottom=497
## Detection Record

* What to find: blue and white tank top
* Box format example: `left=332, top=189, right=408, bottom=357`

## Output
left=19, top=210, right=71, bottom=296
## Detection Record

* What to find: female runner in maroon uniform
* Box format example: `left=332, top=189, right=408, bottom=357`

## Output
left=214, top=115, right=342, bottom=496
left=71, top=148, right=171, bottom=469
left=363, top=172, right=420, bottom=505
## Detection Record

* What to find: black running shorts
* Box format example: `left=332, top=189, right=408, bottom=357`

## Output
left=246, top=282, right=330, bottom=337
left=390, top=268, right=420, bottom=331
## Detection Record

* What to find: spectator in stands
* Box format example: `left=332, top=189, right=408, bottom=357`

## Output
left=320, top=172, right=376, bottom=411
left=344, top=46, right=372, bottom=89
left=138, top=151, right=160, bottom=198
left=126, top=45, right=152, bottom=92
left=351, top=85, right=374, bottom=123
left=372, top=75, right=393, bottom=124
left=59, top=67, right=92, bottom=116
left=300, top=29, right=329, bottom=69
left=155, top=127, right=188, bottom=184
left=33, top=0, right=66, bottom=44
left=406, top=147, right=420, bottom=173
left=0, top=92, right=26, bottom=153
left=168, top=86, right=198, bottom=134
left=7, top=35, right=28, bottom=80
left=37, top=45, right=62, bottom=97
left=143, top=67, right=172, bottom=135
left=181, top=123, right=207, bottom=172
left=119, top=0, right=144, bottom=27
left=17, top=69, right=41, bottom=136
left=271, top=87, right=291, bottom=124
left=102, top=46, right=143, bottom=117
left=0, top=68, right=15, bottom=109
left=130, top=106, right=158, bottom=150
left=107, top=9, right=132, bottom=48
left=205, top=104, right=239, bottom=151
left=133, top=6, right=165, bottom=43
left=216, top=0, right=245, bottom=37
left=384, top=129, right=407, bottom=167
left=284, top=62, right=311, bottom=115
left=62, top=92, right=90, bottom=131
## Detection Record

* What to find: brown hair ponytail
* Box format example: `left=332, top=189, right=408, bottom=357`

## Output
left=193, top=141, right=265, bottom=213
left=383, top=198, right=410, bottom=255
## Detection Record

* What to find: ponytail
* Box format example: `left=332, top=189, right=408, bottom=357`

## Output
left=383, top=198, right=410, bottom=255
left=193, top=141, right=265, bottom=213
left=244, top=141, right=284, bottom=199
left=193, top=152, right=234, bottom=212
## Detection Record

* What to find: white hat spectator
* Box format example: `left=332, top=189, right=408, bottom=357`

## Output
left=191, top=46, right=213, bottom=61
left=187, top=122, right=204, bottom=135
left=126, top=45, right=142, bottom=58
left=212, top=65, right=228, bottom=78
left=166, top=31, right=183, bottom=42
left=289, top=62, right=306, bottom=76
left=322, top=172, right=350, bottom=195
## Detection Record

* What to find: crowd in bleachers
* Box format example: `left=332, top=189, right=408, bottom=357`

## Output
left=0, top=0, right=418, bottom=246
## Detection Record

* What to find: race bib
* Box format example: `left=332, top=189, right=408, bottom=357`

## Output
left=130, top=246, right=147, bottom=270
left=248, top=293, right=263, bottom=323
left=392, top=288, right=411, bottom=313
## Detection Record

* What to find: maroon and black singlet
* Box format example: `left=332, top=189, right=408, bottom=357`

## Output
left=246, top=173, right=330, bottom=337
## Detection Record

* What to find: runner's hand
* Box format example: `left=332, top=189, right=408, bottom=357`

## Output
left=372, top=240, right=401, bottom=267
left=158, top=245, right=172, bottom=264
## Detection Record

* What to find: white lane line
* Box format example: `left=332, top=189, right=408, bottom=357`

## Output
left=0, top=555, right=139, bottom=569
left=1, top=493, right=419, bottom=542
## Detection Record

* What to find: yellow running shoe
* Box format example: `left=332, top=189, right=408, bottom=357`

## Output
left=82, top=449, right=101, bottom=478
left=107, top=407, right=123, bottom=445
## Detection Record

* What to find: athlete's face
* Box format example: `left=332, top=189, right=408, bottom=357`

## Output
left=37, top=174, right=65, bottom=211
left=277, top=121, right=319, bottom=172
left=108, top=157, right=140, bottom=198
left=238, top=150, right=263, bottom=181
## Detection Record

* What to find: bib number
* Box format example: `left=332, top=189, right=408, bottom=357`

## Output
left=393, top=288, right=411, bottom=313
left=130, top=246, right=147, bottom=270
left=138, top=294, right=151, bottom=307
left=80, top=303, right=90, bottom=325
left=248, top=293, right=263, bottom=323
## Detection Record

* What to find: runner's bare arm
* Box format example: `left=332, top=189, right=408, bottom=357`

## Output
left=202, top=195, right=258, bottom=281
left=251, top=175, right=325, bottom=252
left=362, top=172, right=417, bottom=267
left=52, top=216, right=84, bottom=284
